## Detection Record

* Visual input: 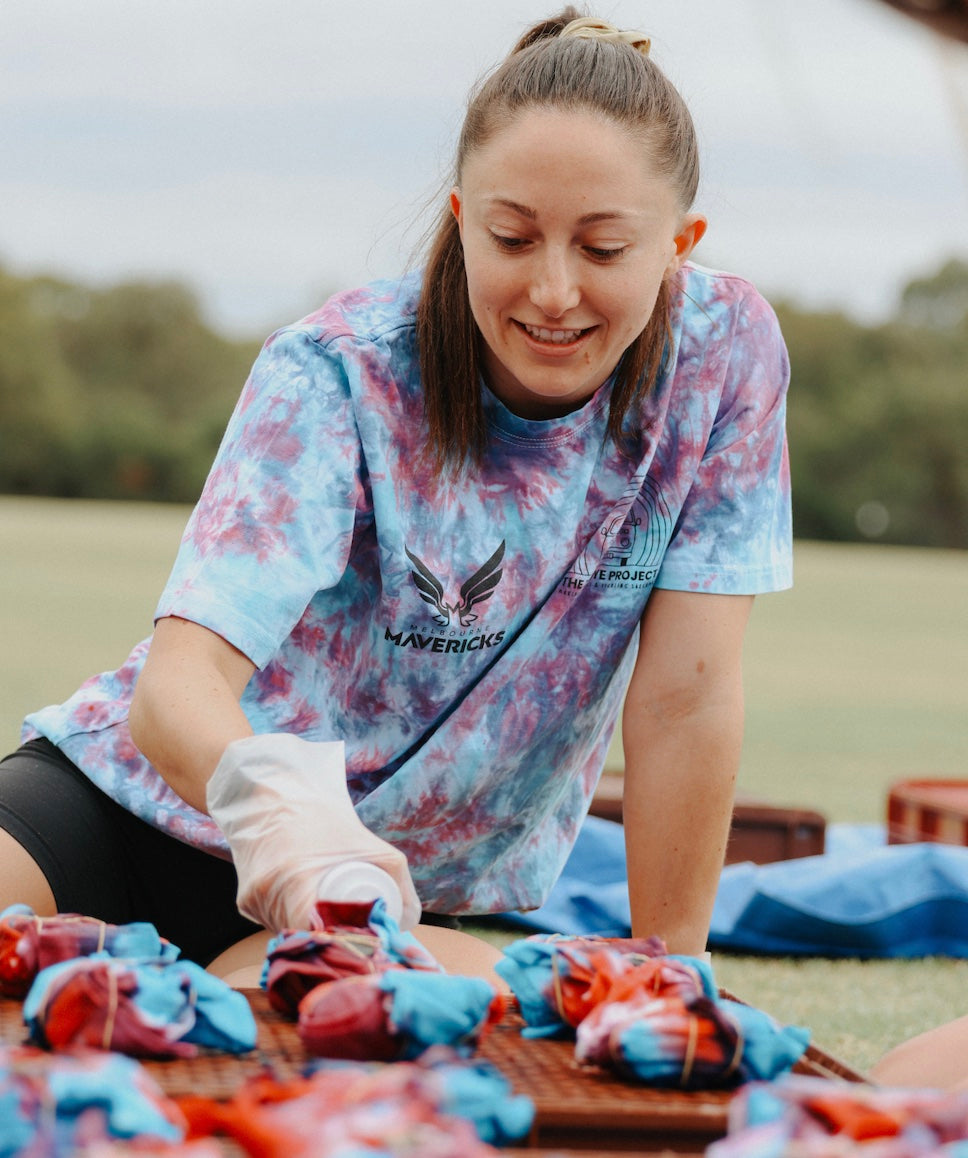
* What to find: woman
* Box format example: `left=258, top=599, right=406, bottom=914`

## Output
left=0, top=9, right=791, bottom=984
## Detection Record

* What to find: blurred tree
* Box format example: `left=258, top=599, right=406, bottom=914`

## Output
left=0, top=260, right=965, bottom=547
left=778, top=263, right=968, bottom=549
left=898, top=258, right=968, bottom=330
left=0, top=265, right=259, bottom=502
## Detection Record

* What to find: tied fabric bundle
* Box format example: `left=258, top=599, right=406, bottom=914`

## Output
left=497, top=934, right=809, bottom=1089
left=297, top=970, right=504, bottom=1061
left=575, top=970, right=810, bottom=1088
left=709, top=1074, right=968, bottom=1157
left=262, top=897, right=504, bottom=1063
left=263, top=898, right=442, bottom=1016
left=0, top=903, right=179, bottom=1000
left=494, top=932, right=681, bottom=1038
left=23, top=954, right=257, bottom=1059
left=0, top=1043, right=187, bottom=1150
left=178, top=1050, right=533, bottom=1157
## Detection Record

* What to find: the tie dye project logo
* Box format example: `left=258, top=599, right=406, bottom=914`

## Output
left=562, top=480, right=672, bottom=596
left=384, top=541, right=508, bottom=653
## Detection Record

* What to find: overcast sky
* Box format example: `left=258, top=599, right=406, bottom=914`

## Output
left=3, top=0, right=967, bottom=337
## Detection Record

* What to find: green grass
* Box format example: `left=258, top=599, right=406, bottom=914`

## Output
left=2, top=495, right=968, bottom=1074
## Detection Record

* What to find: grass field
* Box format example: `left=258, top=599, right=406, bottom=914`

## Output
left=2, top=495, right=968, bottom=1073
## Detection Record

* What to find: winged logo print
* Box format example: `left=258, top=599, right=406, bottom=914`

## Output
left=405, top=540, right=506, bottom=628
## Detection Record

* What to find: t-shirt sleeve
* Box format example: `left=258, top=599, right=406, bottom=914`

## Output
left=655, top=288, right=793, bottom=595
left=155, top=327, right=363, bottom=667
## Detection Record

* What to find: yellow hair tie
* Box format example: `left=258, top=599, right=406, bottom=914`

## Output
left=559, top=16, right=651, bottom=57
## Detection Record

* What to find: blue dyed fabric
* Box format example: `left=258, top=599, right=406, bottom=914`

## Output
left=379, top=971, right=498, bottom=1056
left=502, top=818, right=968, bottom=959
left=0, top=1047, right=184, bottom=1149
left=710, top=829, right=968, bottom=957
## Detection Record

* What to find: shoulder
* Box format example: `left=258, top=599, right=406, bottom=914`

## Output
left=670, top=262, right=787, bottom=378
left=272, top=271, right=421, bottom=352
left=675, top=262, right=783, bottom=338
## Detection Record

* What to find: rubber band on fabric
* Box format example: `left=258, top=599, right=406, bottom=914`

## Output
left=720, top=1005, right=746, bottom=1081
left=680, top=1014, right=699, bottom=1087
left=550, top=954, right=567, bottom=1023
left=559, top=16, right=651, bottom=57
left=102, top=969, right=119, bottom=1051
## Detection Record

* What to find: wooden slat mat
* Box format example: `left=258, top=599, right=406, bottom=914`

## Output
left=0, top=987, right=868, bottom=1153
left=478, top=1007, right=731, bottom=1152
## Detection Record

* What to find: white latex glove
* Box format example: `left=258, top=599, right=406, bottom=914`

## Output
left=206, top=733, right=422, bottom=932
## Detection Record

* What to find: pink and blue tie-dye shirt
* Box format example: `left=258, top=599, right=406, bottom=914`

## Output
left=25, top=262, right=792, bottom=916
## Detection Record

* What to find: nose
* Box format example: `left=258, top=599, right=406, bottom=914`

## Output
left=528, top=248, right=581, bottom=319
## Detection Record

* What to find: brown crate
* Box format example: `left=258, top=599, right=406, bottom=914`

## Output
left=887, top=779, right=968, bottom=846
left=590, top=778, right=826, bottom=865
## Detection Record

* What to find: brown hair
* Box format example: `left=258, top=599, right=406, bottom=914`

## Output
left=417, top=7, right=700, bottom=472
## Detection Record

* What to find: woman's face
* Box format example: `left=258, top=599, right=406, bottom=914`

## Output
left=452, top=107, right=705, bottom=420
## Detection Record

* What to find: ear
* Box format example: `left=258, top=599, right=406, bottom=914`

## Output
left=667, top=213, right=707, bottom=275
left=449, top=187, right=464, bottom=238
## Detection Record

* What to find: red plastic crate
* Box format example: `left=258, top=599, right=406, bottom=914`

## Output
left=887, top=779, right=968, bottom=846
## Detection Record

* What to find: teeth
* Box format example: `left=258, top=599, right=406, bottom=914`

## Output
left=524, top=324, right=583, bottom=344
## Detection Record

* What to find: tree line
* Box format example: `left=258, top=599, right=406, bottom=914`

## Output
left=1, top=259, right=966, bottom=548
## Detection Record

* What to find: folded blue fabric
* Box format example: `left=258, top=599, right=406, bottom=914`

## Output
left=505, top=816, right=968, bottom=958
left=709, top=835, right=968, bottom=956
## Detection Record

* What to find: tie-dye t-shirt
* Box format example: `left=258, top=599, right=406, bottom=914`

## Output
left=24, top=262, right=792, bottom=916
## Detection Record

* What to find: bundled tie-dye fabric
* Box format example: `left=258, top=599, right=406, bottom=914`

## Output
left=494, top=931, right=688, bottom=1037
left=0, top=903, right=179, bottom=1000
left=23, top=954, right=257, bottom=1059
left=178, top=1050, right=533, bottom=1156
left=0, top=1043, right=187, bottom=1151
left=497, top=934, right=808, bottom=1088
left=298, top=970, right=503, bottom=1061
left=263, top=899, right=441, bottom=1016
left=709, top=1074, right=968, bottom=1157
left=576, top=980, right=809, bottom=1088
left=262, top=899, right=500, bottom=1062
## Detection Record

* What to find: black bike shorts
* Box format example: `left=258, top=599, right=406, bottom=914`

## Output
left=0, top=738, right=261, bottom=964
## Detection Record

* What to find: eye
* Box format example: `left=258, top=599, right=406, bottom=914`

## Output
left=585, top=245, right=628, bottom=263
left=489, top=232, right=530, bottom=252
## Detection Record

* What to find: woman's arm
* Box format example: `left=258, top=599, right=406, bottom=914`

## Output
left=621, top=588, right=753, bottom=956
left=130, top=617, right=422, bottom=930
left=129, top=615, right=257, bottom=812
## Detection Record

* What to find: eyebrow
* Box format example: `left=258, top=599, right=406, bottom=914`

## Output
left=486, top=197, right=633, bottom=225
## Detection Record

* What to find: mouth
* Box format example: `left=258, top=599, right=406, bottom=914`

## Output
left=516, top=321, right=594, bottom=348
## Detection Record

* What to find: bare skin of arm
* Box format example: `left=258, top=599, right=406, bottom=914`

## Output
left=128, top=615, right=257, bottom=813
left=622, top=589, right=753, bottom=956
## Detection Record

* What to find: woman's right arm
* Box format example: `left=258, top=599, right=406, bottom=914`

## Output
left=128, top=615, right=257, bottom=813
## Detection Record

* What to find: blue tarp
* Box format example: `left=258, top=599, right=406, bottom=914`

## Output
left=504, top=817, right=968, bottom=958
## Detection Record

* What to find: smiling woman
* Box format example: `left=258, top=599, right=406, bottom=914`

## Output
left=0, top=8, right=791, bottom=981
left=450, top=106, right=705, bottom=419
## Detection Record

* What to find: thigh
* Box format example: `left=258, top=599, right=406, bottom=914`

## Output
left=871, top=1014, right=968, bottom=1090
left=0, top=739, right=260, bottom=965
left=412, top=924, right=509, bottom=992
left=0, top=827, right=57, bottom=916
left=0, top=739, right=130, bottom=918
